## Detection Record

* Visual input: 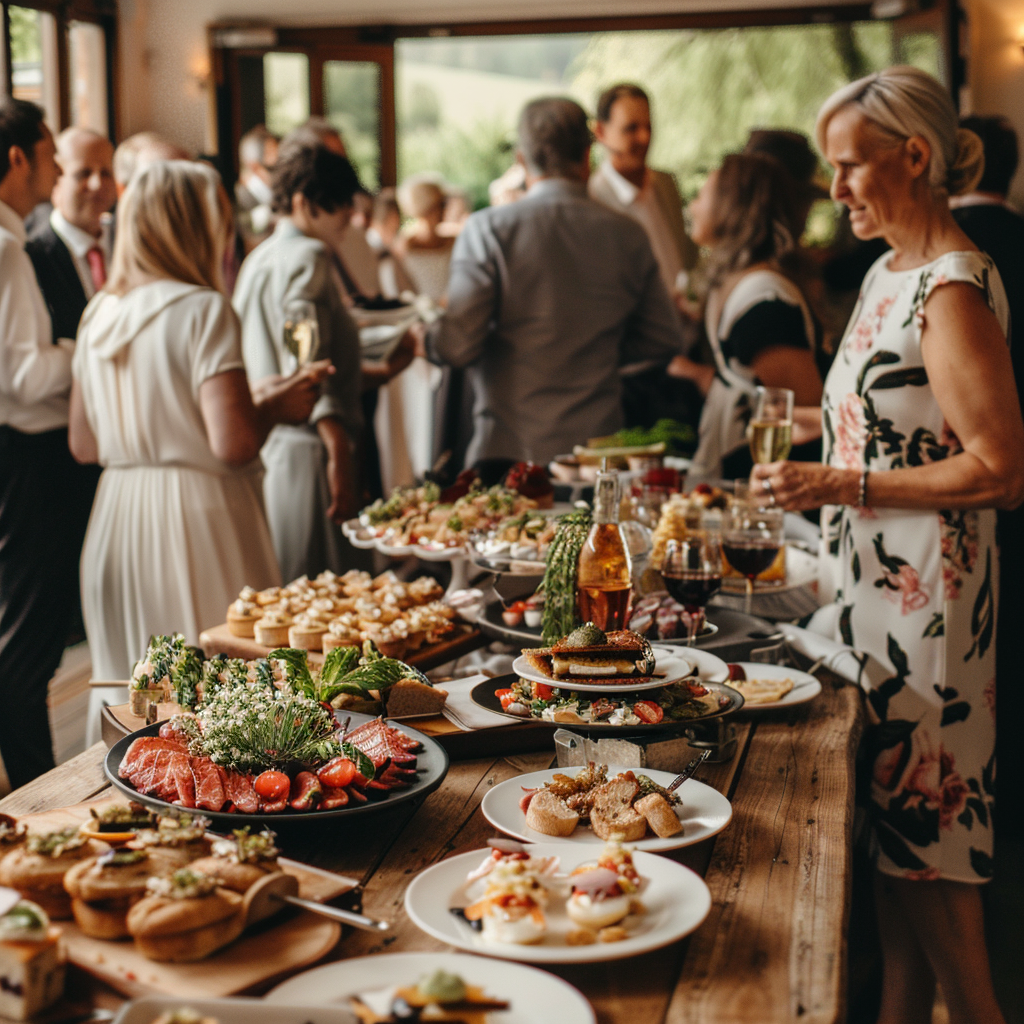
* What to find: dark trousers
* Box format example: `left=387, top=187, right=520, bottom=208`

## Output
left=0, top=426, right=99, bottom=789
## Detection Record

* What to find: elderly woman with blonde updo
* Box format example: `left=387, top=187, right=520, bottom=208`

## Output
left=753, top=66, right=1022, bottom=1024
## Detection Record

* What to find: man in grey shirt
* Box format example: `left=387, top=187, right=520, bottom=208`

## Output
left=429, top=97, right=686, bottom=467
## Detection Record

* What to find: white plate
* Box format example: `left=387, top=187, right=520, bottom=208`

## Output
left=115, top=996, right=356, bottom=1024
left=481, top=766, right=732, bottom=852
left=512, top=647, right=697, bottom=694
left=341, top=519, right=379, bottom=550
left=729, top=662, right=822, bottom=710
left=405, top=843, right=711, bottom=963
left=267, top=951, right=595, bottom=1023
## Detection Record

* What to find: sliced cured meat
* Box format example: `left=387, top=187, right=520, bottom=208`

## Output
left=344, top=718, right=420, bottom=768
left=119, top=736, right=187, bottom=776
left=191, top=756, right=227, bottom=812
left=170, top=758, right=197, bottom=807
left=120, top=748, right=192, bottom=804
left=223, top=771, right=258, bottom=814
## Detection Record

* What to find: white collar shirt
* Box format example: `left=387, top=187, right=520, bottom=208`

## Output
left=598, top=160, right=684, bottom=297
left=0, top=200, right=74, bottom=432
left=50, top=208, right=110, bottom=300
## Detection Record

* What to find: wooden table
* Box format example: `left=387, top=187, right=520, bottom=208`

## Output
left=0, top=669, right=863, bottom=1024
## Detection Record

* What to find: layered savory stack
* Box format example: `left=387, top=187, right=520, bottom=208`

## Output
left=226, top=569, right=456, bottom=658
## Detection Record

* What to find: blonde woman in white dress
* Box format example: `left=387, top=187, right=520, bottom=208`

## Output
left=70, top=161, right=330, bottom=679
left=753, top=67, right=1023, bottom=1024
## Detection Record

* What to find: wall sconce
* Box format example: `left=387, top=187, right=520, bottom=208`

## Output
left=189, top=51, right=211, bottom=93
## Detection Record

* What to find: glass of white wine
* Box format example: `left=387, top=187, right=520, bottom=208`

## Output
left=749, top=386, right=794, bottom=465
left=282, top=299, right=320, bottom=368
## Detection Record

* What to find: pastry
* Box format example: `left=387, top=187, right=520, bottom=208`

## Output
left=188, top=828, right=281, bottom=894
left=63, top=848, right=156, bottom=939
left=225, top=599, right=261, bottom=638
left=128, top=817, right=212, bottom=873
left=0, top=891, right=65, bottom=1020
left=127, top=868, right=244, bottom=962
left=253, top=610, right=292, bottom=647
left=0, top=830, right=105, bottom=920
left=288, top=614, right=329, bottom=651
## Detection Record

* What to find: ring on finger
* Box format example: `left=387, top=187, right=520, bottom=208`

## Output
left=763, top=476, right=776, bottom=505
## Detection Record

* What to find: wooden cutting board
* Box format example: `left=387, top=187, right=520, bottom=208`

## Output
left=15, top=799, right=357, bottom=998
left=198, top=622, right=486, bottom=672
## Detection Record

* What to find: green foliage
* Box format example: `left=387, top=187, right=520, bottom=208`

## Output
left=324, top=60, right=381, bottom=191
left=8, top=7, right=41, bottom=65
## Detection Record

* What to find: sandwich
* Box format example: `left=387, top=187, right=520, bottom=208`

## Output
left=0, top=830, right=106, bottom=919
left=63, top=848, right=156, bottom=939
left=522, top=624, right=655, bottom=681
left=0, top=891, right=65, bottom=1020
left=127, top=868, right=243, bottom=962
left=384, top=679, right=448, bottom=718
left=189, top=828, right=281, bottom=894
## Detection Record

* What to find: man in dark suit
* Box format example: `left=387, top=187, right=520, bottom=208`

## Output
left=951, top=115, right=1024, bottom=843
left=26, top=126, right=115, bottom=342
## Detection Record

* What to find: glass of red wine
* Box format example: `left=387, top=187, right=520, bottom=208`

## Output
left=661, top=532, right=723, bottom=646
left=722, top=498, right=784, bottom=615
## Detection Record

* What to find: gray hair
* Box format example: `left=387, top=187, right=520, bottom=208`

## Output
left=815, top=65, right=984, bottom=196
left=517, top=97, right=592, bottom=178
left=239, top=125, right=278, bottom=170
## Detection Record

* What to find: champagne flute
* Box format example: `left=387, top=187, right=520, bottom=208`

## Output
left=283, top=299, right=320, bottom=368
left=661, top=533, right=722, bottom=646
left=749, top=386, right=794, bottom=465
left=722, top=497, right=785, bottom=615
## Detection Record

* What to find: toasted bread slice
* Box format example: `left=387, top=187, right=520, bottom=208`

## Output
left=525, top=789, right=580, bottom=837
left=590, top=775, right=647, bottom=841
left=385, top=679, right=448, bottom=718
left=524, top=629, right=655, bottom=680
left=634, top=792, right=683, bottom=838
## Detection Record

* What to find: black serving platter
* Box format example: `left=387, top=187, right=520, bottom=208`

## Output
left=104, top=710, right=449, bottom=829
left=470, top=673, right=744, bottom=736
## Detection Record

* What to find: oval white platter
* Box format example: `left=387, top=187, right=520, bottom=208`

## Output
left=266, top=950, right=596, bottom=1024
left=404, top=843, right=712, bottom=964
left=728, top=662, right=822, bottom=710
left=481, top=766, right=732, bottom=852
left=511, top=644, right=728, bottom=693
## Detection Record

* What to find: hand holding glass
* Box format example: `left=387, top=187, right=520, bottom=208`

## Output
left=661, top=533, right=722, bottom=646
left=722, top=499, right=785, bottom=614
left=283, top=299, right=320, bottom=368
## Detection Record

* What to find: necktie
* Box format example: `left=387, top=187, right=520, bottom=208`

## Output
left=86, top=246, right=106, bottom=292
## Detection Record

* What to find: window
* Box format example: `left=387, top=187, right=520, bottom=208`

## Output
left=263, top=52, right=310, bottom=137
left=68, top=20, right=107, bottom=134
left=324, top=60, right=381, bottom=191
left=8, top=5, right=59, bottom=130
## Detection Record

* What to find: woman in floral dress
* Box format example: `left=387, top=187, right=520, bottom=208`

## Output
left=753, top=67, right=1024, bottom=1024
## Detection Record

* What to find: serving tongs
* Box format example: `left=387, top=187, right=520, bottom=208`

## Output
left=243, top=872, right=389, bottom=932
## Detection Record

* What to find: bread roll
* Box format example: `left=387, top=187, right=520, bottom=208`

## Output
left=188, top=856, right=277, bottom=894
left=525, top=789, right=579, bottom=837
left=0, top=834, right=106, bottom=920
left=131, top=909, right=244, bottom=963
left=634, top=793, right=683, bottom=838
left=590, top=777, right=647, bottom=842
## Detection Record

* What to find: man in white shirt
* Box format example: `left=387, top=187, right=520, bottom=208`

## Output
left=0, top=99, right=95, bottom=788
left=26, top=127, right=115, bottom=342
left=589, top=83, right=699, bottom=303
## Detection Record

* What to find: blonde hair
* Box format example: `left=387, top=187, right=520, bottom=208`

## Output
left=107, top=160, right=230, bottom=296
left=398, top=175, right=447, bottom=219
left=815, top=65, right=984, bottom=196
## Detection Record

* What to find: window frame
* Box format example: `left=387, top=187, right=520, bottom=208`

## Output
left=1, top=0, right=118, bottom=140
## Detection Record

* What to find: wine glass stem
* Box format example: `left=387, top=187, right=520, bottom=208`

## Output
left=745, top=577, right=754, bottom=616
left=687, top=610, right=697, bottom=647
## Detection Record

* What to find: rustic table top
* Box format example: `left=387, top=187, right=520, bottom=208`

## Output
left=0, top=669, right=863, bottom=1024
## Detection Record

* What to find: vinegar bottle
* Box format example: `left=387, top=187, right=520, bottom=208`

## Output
left=576, top=466, right=632, bottom=630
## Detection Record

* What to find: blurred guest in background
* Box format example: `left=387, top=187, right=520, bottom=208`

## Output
left=951, top=113, right=1024, bottom=844
left=236, top=124, right=279, bottom=253
left=439, top=187, right=471, bottom=237
left=367, top=188, right=415, bottom=299
left=744, top=128, right=830, bottom=240
left=669, top=151, right=823, bottom=480
left=430, top=96, right=685, bottom=469
left=27, top=127, right=115, bottom=342
left=0, top=99, right=86, bottom=786
left=590, top=83, right=698, bottom=304
left=112, top=131, right=189, bottom=195
left=71, top=160, right=327, bottom=680
left=488, top=162, right=527, bottom=206
left=233, top=141, right=364, bottom=580
left=397, top=174, right=454, bottom=303
left=286, top=118, right=379, bottom=300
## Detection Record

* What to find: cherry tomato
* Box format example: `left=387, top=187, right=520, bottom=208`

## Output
left=533, top=683, right=555, bottom=701
left=727, top=663, right=747, bottom=682
left=510, top=600, right=527, bottom=613
left=317, top=756, right=357, bottom=789
left=254, top=770, right=291, bottom=801
left=495, top=688, right=516, bottom=711
left=633, top=701, right=664, bottom=724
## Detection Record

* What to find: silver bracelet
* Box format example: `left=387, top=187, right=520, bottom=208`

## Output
left=857, top=469, right=869, bottom=508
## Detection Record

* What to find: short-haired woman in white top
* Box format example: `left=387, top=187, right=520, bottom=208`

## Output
left=668, top=151, right=823, bottom=479
left=69, top=160, right=330, bottom=679
left=753, top=67, right=1024, bottom=1024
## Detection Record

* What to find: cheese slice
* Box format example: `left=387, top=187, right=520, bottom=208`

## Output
left=550, top=657, right=641, bottom=677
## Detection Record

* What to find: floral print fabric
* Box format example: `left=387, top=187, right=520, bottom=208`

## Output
left=819, top=250, right=1007, bottom=883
